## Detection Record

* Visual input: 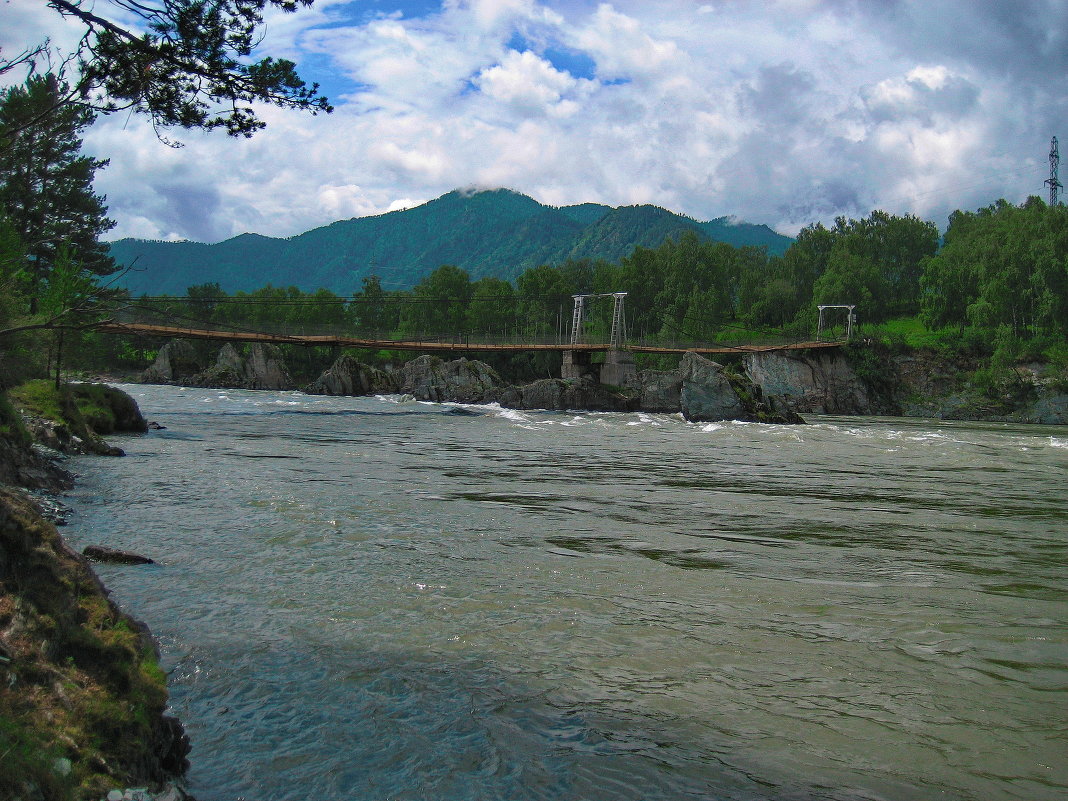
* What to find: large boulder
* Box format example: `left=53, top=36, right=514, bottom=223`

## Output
left=673, top=353, right=803, bottom=423
left=243, top=343, right=293, bottom=390
left=743, top=350, right=872, bottom=414
left=494, top=377, right=636, bottom=412
left=69, top=384, right=149, bottom=434
left=630, top=368, right=683, bottom=412
left=678, top=352, right=748, bottom=422
left=305, top=355, right=398, bottom=396
left=141, top=340, right=203, bottom=384
left=396, top=356, right=501, bottom=403
left=192, top=343, right=293, bottom=390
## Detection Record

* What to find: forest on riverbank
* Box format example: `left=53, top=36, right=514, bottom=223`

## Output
left=1, top=69, right=1067, bottom=402
left=26, top=195, right=1068, bottom=401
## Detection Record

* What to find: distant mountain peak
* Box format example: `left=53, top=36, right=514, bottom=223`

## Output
left=107, top=188, right=794, bottom=296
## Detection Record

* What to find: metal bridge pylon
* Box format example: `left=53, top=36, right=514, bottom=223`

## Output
left=569, top=292, right=627, bottom=346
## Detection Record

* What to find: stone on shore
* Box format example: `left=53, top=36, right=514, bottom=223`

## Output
left=83, top=544, right=155, bottom=565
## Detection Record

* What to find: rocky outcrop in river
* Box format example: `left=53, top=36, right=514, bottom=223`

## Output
left=306, top=352, right=803, bottom=421
left=304, top=354, right=396, bottom=396
left=151, top=341, right=1068, bottom=423
left=632, top=353, right=803, bottom=423
left=397, top=355, right=501, bottom=403
left=491, top=376, right=635, bottom=412
left=743, top=350, right=875, bottom=415
left=143, top=340, right=293, bottom=390
left=306, top=354, right=502, bottom=403
left=190, top=343, right=293, bottom=390
left=142, top=341, right=204, bottom=384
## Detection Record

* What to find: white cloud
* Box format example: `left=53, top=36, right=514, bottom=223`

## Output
left=474, top=49, right=590, bottom=116
left=16, top=0, right=1058, bottom=244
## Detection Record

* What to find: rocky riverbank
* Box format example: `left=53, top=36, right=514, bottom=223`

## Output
left=139, top=339, right=1068, bottom=424
left=0, top=382, right=193, bottom=801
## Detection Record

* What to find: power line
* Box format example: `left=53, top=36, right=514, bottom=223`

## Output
left=1046, top=136, right=1063, bottom=206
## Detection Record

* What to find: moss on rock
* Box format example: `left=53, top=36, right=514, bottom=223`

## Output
left=6, top=381, right=146, bottom=456
left=0, top=488, right=188, bottom=800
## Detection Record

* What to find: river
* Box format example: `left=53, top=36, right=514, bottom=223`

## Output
left=62, top=384, right=1067, bottom=801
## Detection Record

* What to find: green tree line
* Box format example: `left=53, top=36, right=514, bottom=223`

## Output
left=3, top=70, right=1068, bottom=386
left=123, top=199, right=1066, bottom=344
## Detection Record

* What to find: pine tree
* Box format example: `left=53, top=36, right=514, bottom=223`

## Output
left=1, top=0, right=331, bottom=139
left=0, top=74, right=115, bottom=312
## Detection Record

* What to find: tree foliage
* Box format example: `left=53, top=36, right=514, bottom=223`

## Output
left=61, top=195, right=1068, bottom=378
left=0, top=75, right=115, bottom=305
left=921, top=197, right=1068, bottom=338
left=2, top=0, right=332, bottom=139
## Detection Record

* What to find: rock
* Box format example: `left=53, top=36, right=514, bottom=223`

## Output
left=154, top=714, right=192, bottom=776
left=679, top=352, right=747, bottom=422
left=743, top=350, right=872, bottom=414
left=305, top=354, right=398, bottom=396
left=23, top=415, right=123, bottom=457
left=437, top=358, right=501, bottom=403
left=0, top=436, right=73, bottom=492
left=82, top=545, right=155, bottom=565
left=70, top=384, right=150, bottom=433
left=628, top=368, right=683, bottom=412
left=395, top=355, right=501, bottom=403
left=191, top=343, right=293, bottom=390
left=243, top=343, right=293, bottom=390
left=495, top=377, right=636, bottom=412
left=142, top=341, right=203, bottom=384
left=1028, top=389, right=1068, bottom=424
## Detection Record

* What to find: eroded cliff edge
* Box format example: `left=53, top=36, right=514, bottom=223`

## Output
left=0, top=383, right=191, bottom=801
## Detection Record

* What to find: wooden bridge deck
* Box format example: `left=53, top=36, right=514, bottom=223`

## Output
left=97, top=321, right=844, bottom=355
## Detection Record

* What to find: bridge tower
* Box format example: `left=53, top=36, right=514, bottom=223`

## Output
left=601, top=292, right=635, bottom=385
left=561, top=293, right=636, bottom=384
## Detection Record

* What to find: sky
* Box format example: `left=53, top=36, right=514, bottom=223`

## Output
left=3, top=0, right=1067, bottom=243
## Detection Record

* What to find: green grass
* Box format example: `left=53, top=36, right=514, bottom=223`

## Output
left=6, top=379, right=67, bottom=423
left=0, top=393, right=32, bottom=446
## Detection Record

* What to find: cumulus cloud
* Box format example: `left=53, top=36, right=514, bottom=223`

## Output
left=11, top=0, right=1062, bottom=242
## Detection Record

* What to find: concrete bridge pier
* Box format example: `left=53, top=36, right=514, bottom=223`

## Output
left=599, top=348, right=636, bottom=386
left=561, top=350, right=591, bottom=379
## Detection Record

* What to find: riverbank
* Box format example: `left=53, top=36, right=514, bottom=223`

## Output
left=0, top=382, right=192, bottom=801
left=137, top=339, right=1068, bottom=425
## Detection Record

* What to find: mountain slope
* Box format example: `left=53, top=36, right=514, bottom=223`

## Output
left=108, top=188, right=793, bottom=295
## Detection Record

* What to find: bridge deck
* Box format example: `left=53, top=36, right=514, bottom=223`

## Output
left=98, top=322, right=844, bottom=355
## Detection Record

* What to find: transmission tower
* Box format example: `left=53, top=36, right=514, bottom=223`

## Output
left=1046, top=136, right=1062, bottom=206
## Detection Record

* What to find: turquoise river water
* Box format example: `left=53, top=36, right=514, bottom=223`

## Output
left=62, top=384, right=1067, bottom=801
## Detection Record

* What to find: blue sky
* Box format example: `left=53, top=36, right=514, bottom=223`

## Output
left=4, top=0, right=1067, bottom=243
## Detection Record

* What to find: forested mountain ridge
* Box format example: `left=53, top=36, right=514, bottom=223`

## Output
left=107, top=188, right=793, bottom=295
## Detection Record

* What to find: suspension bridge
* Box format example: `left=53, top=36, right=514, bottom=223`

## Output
left=97, top=293, right=852, bottom=383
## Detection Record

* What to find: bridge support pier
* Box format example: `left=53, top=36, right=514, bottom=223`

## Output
left=561, top=350, right=591, bottom=380
left=599, top=348, right=636, bottom=387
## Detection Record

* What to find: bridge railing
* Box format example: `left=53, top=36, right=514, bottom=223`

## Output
left=107, top=308, right=844, bottom=351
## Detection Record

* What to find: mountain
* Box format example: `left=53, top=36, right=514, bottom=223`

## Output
left=107, top=188, right=793, bottom=296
